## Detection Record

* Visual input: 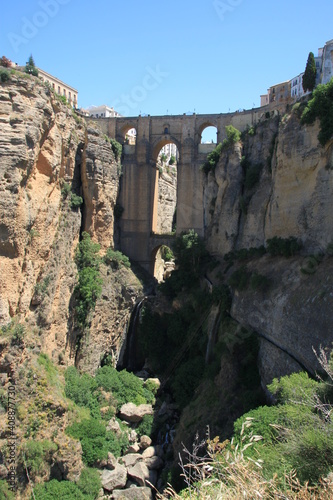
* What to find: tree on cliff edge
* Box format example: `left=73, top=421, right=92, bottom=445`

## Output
left=302, top=52, right=317, bottom=92
left=25, top=54, right=38, bottom=77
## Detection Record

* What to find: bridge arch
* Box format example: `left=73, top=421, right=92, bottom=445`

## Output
left=151, top=138, right=179, bottom=235
left=151, top=136, right=181, bottom=162
left=150, top=243, right=175, bottom=282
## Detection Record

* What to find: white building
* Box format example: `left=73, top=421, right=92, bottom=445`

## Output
left=290, top=73, right=307, bottom=99
left=161, top=143, right=178, bottom=161
left=87, top=104, right=122, bottom=118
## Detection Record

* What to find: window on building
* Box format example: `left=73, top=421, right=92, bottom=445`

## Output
left=52, top=83, right=55, bottom=89
left=63, top=89, right=66, bottom=96
left=58, top=86, right=61, bottom=94
left=68, top=91, right=71, bottom=99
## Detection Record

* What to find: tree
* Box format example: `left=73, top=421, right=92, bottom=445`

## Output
left=302, top=52, right=316, bottom=92
left=25, top=54, right=38, bottom=77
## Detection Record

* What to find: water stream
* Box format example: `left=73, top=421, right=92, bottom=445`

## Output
left=117, top=298, right=146, bottom=372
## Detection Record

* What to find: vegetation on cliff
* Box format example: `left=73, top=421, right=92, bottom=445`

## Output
left=161, top=352, right=333, bottom=499
left=301, top=77, right=333, bottom=145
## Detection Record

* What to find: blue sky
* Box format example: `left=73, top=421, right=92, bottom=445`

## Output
left=1, top=0, right=333, bottom=120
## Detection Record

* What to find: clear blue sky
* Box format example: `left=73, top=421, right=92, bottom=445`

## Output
left=1, top=0, right=333, bottom=118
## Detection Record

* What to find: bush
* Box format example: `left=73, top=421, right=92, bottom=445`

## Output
left=104, top=248, right=130, bottom=269
left=33, top=479, right=85, bottom=499
left=301, top=78, right=333, bottom=146
left=109, top=138, right=122, bottom=161
left=95, top=366, right=154, bottom=409
left=223, top=124, right=241, bottom=146
left=0, top=68, right=10, bottom=82
left=266, top=236, right=302, bottom=257
left=0, top=480, right=15, bottom=499
left=66, top=418, right=107, bottom=465
left=64, top=366, right=98, bottom=409
left=71, top=193, right=83, bottom=209
left=200, top=142, right=223, bottom=174
left=77, top=468, right=101, bottom=499
left=61, top=182, right=71, bottom=198
left=74, top=233, right=102, bottom=326
left=23, top=440, right=57, bottom=478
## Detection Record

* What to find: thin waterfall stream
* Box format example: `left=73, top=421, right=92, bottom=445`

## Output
left=117, top=297, right=146, bottom=372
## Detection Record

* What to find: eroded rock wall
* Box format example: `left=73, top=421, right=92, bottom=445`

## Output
left=204, top=110, right=333, bottom=384
left=0, top=74, right=141, bottom=369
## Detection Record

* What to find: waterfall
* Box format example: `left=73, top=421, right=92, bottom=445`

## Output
left=205, top=305, right=222, bottom=364
left=117, top=298, right=146, bottom=372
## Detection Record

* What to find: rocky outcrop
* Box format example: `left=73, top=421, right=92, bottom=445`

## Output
left=204, top=112, right=333, bottom=254
left=203, top=110, right=333, bottom=385
left=0, top=73, right=141, bottom=369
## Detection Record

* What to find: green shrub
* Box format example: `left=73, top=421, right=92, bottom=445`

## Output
left=77, top=468, right=101, bottom=499
left=136, top=414, right=154, bottom=438
left=109, top=138, right=122, bottom=161
left=161, top=245, right=174, bottom=262
left=33, top=479, right=85, bottom=499
left=200, top=142, right=223, bottom=174
left=104, top=248, right=130, bottom=269
left=301, top=78, right=333, bottom=146
left=0, top=480, right=15, bottom=499
left=223, top=124, right=241, bottom=146
left=71, top=193, right=83, bottom=209
left=95, top=366, right=154, bottom=409
left=0, top=68, right=10, bottom=82
left=66, top=418, right=107, bottom=465
left=23, top=440, right=57, bottom=478
left=64, top=366, right=98, bottom=409
left=266, top=236, right=302, bottom=257
left=56, top=94, right=67, bottom=105
left=224, top=246, right=266, bottom=263
left=61, top=182, right=71, bottom=199
left=74, top=233, right=102, bottom=326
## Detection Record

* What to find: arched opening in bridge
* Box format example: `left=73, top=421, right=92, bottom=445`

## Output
left=152, top=141, right=179, bottom=235
left=151, top=245, right=175, bottom=282
left=120, top=125, right=137, bottom=155
left=200, top=125, right=218, bottom=144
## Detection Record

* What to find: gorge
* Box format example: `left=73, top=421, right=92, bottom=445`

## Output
left=0, top=70, right=333, bottom=499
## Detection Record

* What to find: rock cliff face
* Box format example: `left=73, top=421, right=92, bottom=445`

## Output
left=203, top=110, right=333, bottom=385
left=0, top=74, right=143, bottom=370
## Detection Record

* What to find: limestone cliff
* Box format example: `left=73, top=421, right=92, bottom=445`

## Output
left=203, top=109, right=333, bottom=386
left=0, top=73, right=144, bottom=371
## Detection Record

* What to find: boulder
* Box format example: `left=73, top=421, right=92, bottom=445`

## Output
left=112, top=487, right=153, bottom=499
left=100, top=463, right=127, bottom=492
left=139, top=435, right=152, bottom=450
left=141, top=447, right=155, bottom=459
left=126, top=443, right=141, bottom=454
left=120, top=453, right=142, bottom=468
left=106, top=417, right=122, bottom=436
left=127, top=462, right=150, bottom=487
left=119, top=403, right=153, bottom=423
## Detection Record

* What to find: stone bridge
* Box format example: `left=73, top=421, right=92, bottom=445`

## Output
left=87, top=109, right=264, bottom=275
